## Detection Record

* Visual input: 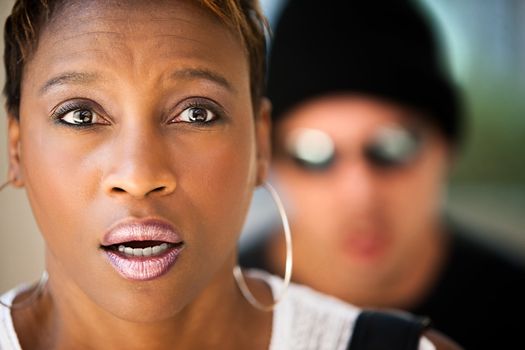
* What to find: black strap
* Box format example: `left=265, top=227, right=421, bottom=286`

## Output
left=347, top=310, right=431, bottom=350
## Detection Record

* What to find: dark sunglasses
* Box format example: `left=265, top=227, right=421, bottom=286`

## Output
left=282, top=126, right=424, bottom=171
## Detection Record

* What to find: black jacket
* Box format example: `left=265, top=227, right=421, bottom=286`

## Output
left=240, top=225, right=525, bottom=349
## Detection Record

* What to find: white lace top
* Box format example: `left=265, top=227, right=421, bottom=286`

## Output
left=1, top=271, right=435, bottom=350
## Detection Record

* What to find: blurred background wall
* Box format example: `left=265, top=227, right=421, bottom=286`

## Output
left=1, top=0, right=524, bottom=292
left=0, top=0, right=46, bottom=293
left=414, top=0, right=525, bottom=259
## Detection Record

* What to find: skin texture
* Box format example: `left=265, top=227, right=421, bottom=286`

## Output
left=7, top=1, right=272, bottom=349
left=269, top=95, right=451, bottom=309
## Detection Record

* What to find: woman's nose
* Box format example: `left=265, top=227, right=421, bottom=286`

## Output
left=102, top=126, right=176, bottom=199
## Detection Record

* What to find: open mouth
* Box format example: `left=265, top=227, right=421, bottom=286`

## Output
left=100, top=219, right=185, bottom=281
left=102, top=241, right=184, bottom=258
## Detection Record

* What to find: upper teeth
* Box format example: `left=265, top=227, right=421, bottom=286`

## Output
left=118, top=243, right=169, bottom=257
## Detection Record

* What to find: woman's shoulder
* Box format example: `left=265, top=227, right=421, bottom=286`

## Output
left=248, top=269, right=360, bottom=350
left=0, top=285, right=28, bottom=350
left=250, top=268, right=360, bottom=317
left=249, top=270, right=444, bottom=350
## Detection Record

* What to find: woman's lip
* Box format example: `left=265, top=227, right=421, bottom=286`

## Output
left=103, top=245, right=184, bottom=281
left=101, top=218, right=182, bottom=246
left=101, top=218, right=184, bottom=281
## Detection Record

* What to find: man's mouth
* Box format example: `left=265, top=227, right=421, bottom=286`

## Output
left=342, top=231, right=390, bottom=262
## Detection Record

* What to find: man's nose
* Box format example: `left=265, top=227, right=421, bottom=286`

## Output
left=334, top=158, right=378, bottom=206
left=102, top=125, right=176, bottom=199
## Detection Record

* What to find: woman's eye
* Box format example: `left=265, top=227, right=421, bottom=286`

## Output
left=61, top=109, right=104, bottom=125
left=176, top=107, right=216, bottom=123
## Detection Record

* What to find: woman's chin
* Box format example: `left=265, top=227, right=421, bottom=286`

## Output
left=98, top=294, right=186, bottom=324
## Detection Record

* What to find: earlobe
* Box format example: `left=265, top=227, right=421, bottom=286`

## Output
left=255, top=98, right=272, bottom=186
left=7, top=114, right=24, bottom=187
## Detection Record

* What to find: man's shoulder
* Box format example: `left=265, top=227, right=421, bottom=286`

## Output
left=448, top=225, right=525, bottom=286
left=416, top=222, right=525, bottom=312
left=416, top=224, right=525, bottom=348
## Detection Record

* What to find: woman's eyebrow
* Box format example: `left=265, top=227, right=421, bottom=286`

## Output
left=170, top=68, right=236, bottom=93
left=39, top=72, right=101, bottom=95
left=39, top=69, right=235, bottom=95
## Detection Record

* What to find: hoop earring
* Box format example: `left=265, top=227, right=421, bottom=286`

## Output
left=233, top=181, right=293, bottom=312
left=0, top=271, right=48, bottom=309
left=0, top=179, right=49, bottom=309
left=0, top=180, right=10, bottom=192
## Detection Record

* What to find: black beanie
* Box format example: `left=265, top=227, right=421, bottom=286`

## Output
left=267, top=0, right=462, bottom=144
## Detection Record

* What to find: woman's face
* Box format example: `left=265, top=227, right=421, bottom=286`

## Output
left=8, top=0, right=269, bottom=321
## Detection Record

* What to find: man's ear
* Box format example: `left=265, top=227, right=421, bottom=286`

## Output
left=254, top=97, right=272, bottom=186
left=7, top=114, right=24, bottom=187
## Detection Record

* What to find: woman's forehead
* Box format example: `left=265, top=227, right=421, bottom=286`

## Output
left=23, top=0, right=250, bottom=100
left=40, top=0, right=240, bottom=53
left=46, top=0, right=219, bottom=31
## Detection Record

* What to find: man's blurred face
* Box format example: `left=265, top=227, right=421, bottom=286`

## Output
left=272, top=95, right=451, bottom=302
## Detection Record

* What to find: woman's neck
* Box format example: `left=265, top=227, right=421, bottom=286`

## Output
left=13, top=260, right=273, bottom=350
